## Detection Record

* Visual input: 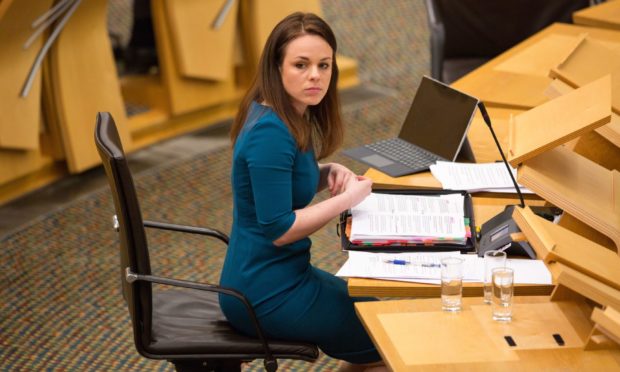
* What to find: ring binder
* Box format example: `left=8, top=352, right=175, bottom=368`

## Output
left=338, top=188, right=476, bottom=253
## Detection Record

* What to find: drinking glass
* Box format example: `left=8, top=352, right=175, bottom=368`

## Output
left=483, top=250, right=507, bottom=304
left=441, top=257, right=464, bottom=312
left=492, top=267, right=514, bottom=322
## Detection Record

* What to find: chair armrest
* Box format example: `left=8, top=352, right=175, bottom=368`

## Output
left=125, top=268, right=276, bottom=368
left=143, top=220, right=229, bottom=244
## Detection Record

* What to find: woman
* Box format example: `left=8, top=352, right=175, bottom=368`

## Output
left=219, top=12, right=386, bottom=372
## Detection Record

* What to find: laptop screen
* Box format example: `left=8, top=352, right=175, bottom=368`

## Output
left=399, top=76, right=479, bottom=160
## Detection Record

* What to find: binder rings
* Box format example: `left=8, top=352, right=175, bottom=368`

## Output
left=338, top=189, right=476, bottom=253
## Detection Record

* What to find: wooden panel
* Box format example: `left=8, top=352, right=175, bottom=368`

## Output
left=591, top=307, right=620, bottom=345
left=550, top=36, right=620, bottom=115
left=570, top=131, right=620, bottom=172
left=546, top=78, right=620, bottom=169
left=558, top=212, right=616, bottom=251
left=574, top=0, right=620, bottom=31
left=240, top=0, right=358, bottom=89
left=553, top=264, right=620, bottom=309
left=0, top=0, right=54, bottom=149
left=50, top=0, right=132, bottom=173
left=517, top=147, right=620, bottom=251
left=0, top=149, right=55, bottom=186
left=494, top=34, right=582, bottom=77
left=453, top=23, right=620, bottom=110
left=508, top=75, right=612, bottom=166
left=164, top=0, right=238, bottom=81
left=40, top=54, right=65, bottom=160
left=356, top=297, right=620, bottom=371
left=244, top=0, right=322, bottom=65
left=0, top=0, right=14, bottom=20
left=151, top=0, right=239, bottom=116
left=513, top=206, right=620, bottom=288
left=0, top=157, right=64, bottom=205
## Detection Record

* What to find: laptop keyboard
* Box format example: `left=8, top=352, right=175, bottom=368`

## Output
left=365, top=138, right=443, bottom=169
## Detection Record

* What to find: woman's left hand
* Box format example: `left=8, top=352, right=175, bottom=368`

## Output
left=326, top=163, right=356, bottom=197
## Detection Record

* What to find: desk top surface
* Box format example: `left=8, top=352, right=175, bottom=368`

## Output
left=356, top=297, right=620, bottom=371
left=352, top=23, right=620, bottom=298
left=574, top=1, right=620, bottom=31
left=452, top=22, right=620, bottom=109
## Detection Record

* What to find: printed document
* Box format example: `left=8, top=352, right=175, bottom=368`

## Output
left=336, top=251, right=552, bottom=285
left=350, top=193, right=466, bottom=243
left=429, top=161, right=533, bottom=193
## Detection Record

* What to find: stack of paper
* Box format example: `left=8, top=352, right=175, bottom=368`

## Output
left=336, top=251, right=553, bottom=285
left=429, top=161, right=532, bottom=194
left=350, top=193, right=468, bottom=245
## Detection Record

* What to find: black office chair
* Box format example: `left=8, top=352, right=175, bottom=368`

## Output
left=94, top=112, right=318, bottom=372
left=424, top=0, right=593, bottom=84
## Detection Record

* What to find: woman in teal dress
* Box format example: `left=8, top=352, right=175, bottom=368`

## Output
left=219, top=12, right=386, bottom=371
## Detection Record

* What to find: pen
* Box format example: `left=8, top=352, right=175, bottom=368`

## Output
left=384, top=259, right=410, bottom=265
left=384, top=260, right=441, bottom=268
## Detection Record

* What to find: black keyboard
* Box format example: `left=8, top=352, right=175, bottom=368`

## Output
left=365, top=138, right=443, bottom=169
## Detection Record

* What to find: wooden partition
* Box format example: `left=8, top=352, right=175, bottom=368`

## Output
left=48, top=0, right=132, bottom=173
left=507, top=75, right=611, bottom=166
left=0, top=0, right=361, bottom=205
left=517, top=147, right=620, bottom=252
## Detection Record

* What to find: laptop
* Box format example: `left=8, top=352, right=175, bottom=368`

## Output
left=342, top=76, right=480, bottom=177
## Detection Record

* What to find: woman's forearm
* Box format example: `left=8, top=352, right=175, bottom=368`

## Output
left=273, top=190, right=350, bottom=246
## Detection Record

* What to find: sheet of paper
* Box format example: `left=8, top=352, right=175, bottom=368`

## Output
left=336, top=251, right=552, bottom=285
left=350, top=193, right=466, bottom=240
left=336, top=251, right=481, bottom=281
left=429, top=161, right=533, bottom=194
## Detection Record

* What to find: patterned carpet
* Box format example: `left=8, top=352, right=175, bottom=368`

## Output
left=0, top=1, right=429, bottom=370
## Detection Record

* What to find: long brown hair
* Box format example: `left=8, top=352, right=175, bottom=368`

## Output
left=230, top=12, right=343, bottom=160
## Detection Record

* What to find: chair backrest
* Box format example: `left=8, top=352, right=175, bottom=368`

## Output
left=94, top=112, right=154, bottom=354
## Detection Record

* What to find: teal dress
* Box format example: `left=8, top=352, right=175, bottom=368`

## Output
left=219, top=102, right=380, bottom=364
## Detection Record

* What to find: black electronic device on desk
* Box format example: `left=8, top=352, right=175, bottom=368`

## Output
left=478, top=205, right=536, bottom=258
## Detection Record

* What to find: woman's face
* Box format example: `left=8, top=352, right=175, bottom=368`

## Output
left=280, top=34, right=333, bottom=115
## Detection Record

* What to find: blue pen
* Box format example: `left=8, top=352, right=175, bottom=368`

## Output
left=384, top=260, right=441, bottom=268
left=384, top=259, right=410, bottom=265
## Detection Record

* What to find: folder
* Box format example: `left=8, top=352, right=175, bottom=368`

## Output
left=339, top=189, right=476, bottom=253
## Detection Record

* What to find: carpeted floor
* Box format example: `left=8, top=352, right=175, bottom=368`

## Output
left=0, top=1, right=429, bottom=370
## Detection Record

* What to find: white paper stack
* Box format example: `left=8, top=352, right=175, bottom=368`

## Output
left=349, top=192, right=468, bottom=245
left=429, top=161, right=532, bottom=194
left=336, top=251, right=553, bottom=285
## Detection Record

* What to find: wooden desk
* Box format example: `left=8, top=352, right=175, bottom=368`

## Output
left=346, top=190, right=553, bottom=298
left=354, top=108, right=551, bottom=298
left=352, top=24, right=620, bottom=298
left=366, top=106, right=528, bottom=189
left=573, top=0, right=620, bottom=31
left=356, top=297, right=620, bottom=371
left=452, top=22, right=620, bottom=110
left=348, top=277, right=554, bottom=298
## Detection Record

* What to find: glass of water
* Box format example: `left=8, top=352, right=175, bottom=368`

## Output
left=483, top=250, right=507, bottom=304
left=491, top=267, right=514, bottom=322
left=441, top=257, right=464, bottom=312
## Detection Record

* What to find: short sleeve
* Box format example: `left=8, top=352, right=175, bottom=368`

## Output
left=245, top=118, right=297, bottom=241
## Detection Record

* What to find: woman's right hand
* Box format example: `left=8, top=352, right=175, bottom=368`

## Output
left=343, top=176, right=372, bottom=208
